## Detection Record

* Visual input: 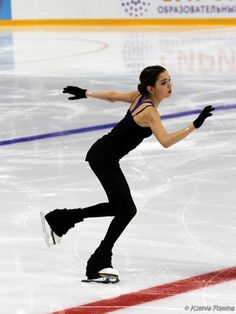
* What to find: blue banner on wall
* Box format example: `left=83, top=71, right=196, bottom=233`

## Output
left=0, top=0, right=11, bottom=19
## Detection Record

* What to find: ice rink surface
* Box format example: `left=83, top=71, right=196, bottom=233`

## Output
left=0, top=26, right=236, bottom=314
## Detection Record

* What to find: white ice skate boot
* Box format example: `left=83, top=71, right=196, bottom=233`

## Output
left=82, top=268, right=119, bottom=284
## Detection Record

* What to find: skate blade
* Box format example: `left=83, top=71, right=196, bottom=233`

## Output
left=40, top=212, right=61, bottom=248
left=81, top=276, right=119, bottom=284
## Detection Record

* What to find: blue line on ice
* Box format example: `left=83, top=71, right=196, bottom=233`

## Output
left=0, top=104, right=235, bottom=146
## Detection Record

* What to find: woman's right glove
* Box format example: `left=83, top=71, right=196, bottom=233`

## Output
left=63, top=86, right=87, bottom=100
left=193, top=105, right=215, bottom=129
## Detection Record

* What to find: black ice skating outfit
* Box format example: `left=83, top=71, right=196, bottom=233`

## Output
left=84, top=95, right=155, bottom=279
left=45, top=95, right=155, bottom=279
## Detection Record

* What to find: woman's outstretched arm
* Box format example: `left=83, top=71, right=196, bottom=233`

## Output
left=63, top=85, right=139, bottom=103
left=86, top=90, right=139, bottom=103
left=143, top=106, right=214, bottom=148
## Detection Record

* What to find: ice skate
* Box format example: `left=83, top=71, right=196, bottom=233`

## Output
left=81, top=268, right=119, bottom=284
left=40, top=212, right=61, bottom=248
left=40, top=208, right=83, bottom=248
left=83, top=243, right=118, bottom=283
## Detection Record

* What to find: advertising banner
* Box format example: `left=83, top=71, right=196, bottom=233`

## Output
left=0, top=0, right=11, bottom=19
left=120, top=0, right=236, bottom=19
left=10, top=0, right=236, bottom=20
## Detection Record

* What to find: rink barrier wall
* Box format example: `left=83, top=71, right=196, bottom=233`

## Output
left=0, top=18, right=236, bottom=27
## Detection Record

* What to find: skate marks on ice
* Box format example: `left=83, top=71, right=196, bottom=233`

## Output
left=53, top=266, right=236, bottom=314
left=1, top=28, right=236, bottom=314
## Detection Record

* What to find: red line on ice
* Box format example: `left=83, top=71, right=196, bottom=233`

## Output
left=52, top=266, right=236, bottom=314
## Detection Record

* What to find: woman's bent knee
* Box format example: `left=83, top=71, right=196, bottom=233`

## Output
left=124, top=205, right=137, bottom=220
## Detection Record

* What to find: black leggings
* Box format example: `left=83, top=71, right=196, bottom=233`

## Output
left=80, top=161, right=137, bottom=252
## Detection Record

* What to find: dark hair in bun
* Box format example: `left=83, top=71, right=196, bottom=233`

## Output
left=137, top=65, right=166, bottom=96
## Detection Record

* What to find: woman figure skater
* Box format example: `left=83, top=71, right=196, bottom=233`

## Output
left=41, top=65, right=214, bottom=283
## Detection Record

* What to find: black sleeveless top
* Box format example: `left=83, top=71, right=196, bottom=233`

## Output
left=85, top=96, right=154, bottom=162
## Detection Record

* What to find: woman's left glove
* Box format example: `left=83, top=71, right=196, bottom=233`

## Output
left=63, top=86, right=87, bottom=100
left=193, top=105, right=215, bottom=129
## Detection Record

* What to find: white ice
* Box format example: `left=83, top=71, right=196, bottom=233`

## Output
left=0, top=26, right=236, bottom=314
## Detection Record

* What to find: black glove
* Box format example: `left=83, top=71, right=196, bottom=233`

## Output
left=193, top=105, right=215, bottom=129
left=63, top=86, right=87, bottom=100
